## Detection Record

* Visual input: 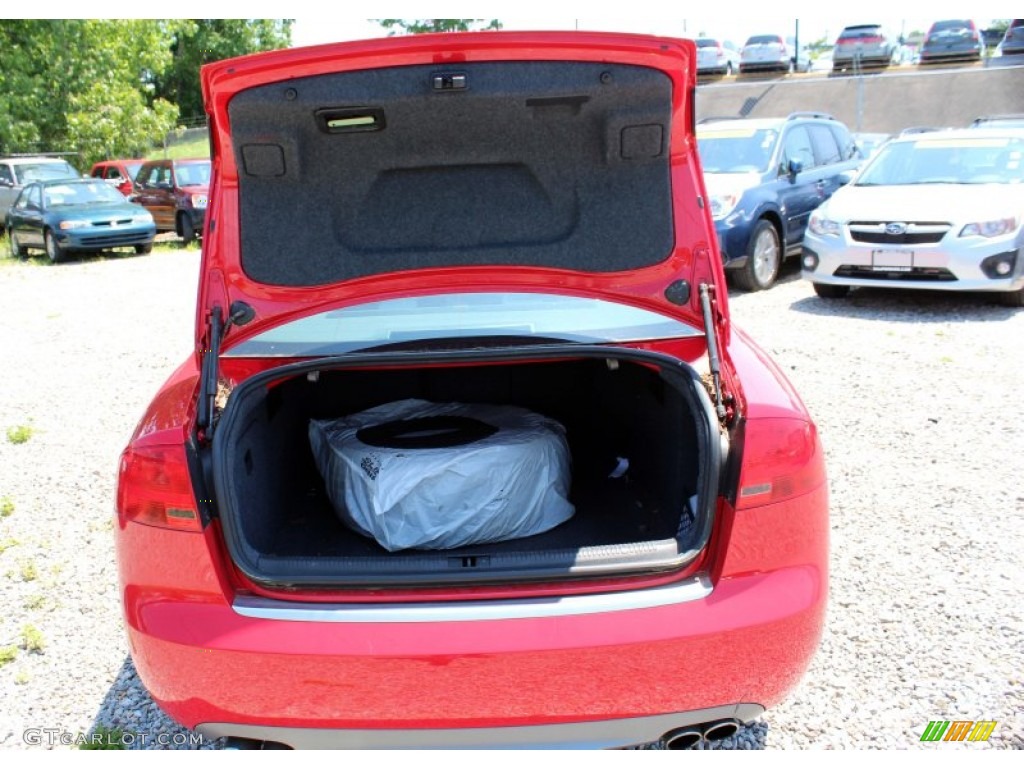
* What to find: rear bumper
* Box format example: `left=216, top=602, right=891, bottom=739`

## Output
left=198, top=705, right=764, bottom=749
left=123, top=560, right=825, bottom=745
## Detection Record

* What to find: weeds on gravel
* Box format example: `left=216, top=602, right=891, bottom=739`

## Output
left=0, top=497, right=13, bottom=517
left=19, top=560, right=38, bottom=581
left=0, top=538, right=19, bottom=554
left=78, top=726, right=127, bottom=750
left=24, top=593, right=46, bottom=610
left=0, top=646, right=17, bottom=666
left=21, top=624, right=45, bottom=653
left=14, top=668, right=30, bottom=685
left=6, top=424, right=34, bottom=444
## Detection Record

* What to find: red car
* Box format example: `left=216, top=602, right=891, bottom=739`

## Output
left=89, top=159, right=145, bottom=197
left=115, top=32, right=828, bottom=750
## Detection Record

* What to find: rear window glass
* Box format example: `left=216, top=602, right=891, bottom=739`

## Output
left=746, top=35, right=782, bottom=45
left=224, top=293, right=701, bottom=357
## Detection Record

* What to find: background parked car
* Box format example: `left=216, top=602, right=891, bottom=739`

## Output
left=695, top=37, right=741, bottom=76
left=90, top=159, right=145, bottom=197
left=831, top=24, right=897, bottom=72
left=995, top=19, right=1024, bottom=57
left=739, top=34, right=810, bottom=74
left=697, top=112, right=861, bottom=290
left=130, top=158, right=209, bottom=245
left=0, top=156, right=80, bottom=223
left=919, top=20, right=984, bottom=64
left=801, top=128, right=1024, bottom=306
left=6, top=178, right=155, bottom=262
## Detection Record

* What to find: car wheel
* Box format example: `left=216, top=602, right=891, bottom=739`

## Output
left=135, top=242, right=154, bottom=255
left=733, top=220, right=781, bottom=292
left=179, top=214, right=196, bottom=246
left=997, top=288, right=1024, bottom=307
left=8, top=230, right=24, bottom=259
left=812, top=283, right=851, bottom=299
left=44, top=229, right=65, bottom=264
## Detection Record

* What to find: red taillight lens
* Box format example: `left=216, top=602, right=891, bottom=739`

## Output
left=117, top=444, right=201, bottom=530
left=736, top=418, right=825, bottom=509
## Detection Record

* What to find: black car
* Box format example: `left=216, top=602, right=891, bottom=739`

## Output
left=6, top=179, right=155, bottom=262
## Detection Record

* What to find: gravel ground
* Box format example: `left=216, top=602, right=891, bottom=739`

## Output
left=0, top=249, right=1021, bottom=750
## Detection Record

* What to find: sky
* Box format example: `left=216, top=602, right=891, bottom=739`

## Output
left=283, top=3, right=1008, bottom=50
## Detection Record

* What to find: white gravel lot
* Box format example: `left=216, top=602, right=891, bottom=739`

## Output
left=0, top=249, right=1021, bottom=750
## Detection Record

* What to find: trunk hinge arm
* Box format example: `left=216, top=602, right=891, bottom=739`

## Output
left=699, top=283, right=729, bottom=425
left=197, top=301, right=254, bottom=443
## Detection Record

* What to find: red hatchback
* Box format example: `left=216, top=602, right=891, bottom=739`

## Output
left=115, top=32, right=828, bottom=750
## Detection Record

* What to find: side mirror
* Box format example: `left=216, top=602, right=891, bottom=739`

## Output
left=0, top=179, right=13, bottom=188
left=786, top=158, right=803, bottom=180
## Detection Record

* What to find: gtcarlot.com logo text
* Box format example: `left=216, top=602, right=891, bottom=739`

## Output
left=23, top=728, right=205, bottom=748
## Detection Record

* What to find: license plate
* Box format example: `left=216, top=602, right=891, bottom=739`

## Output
left=872, top=249, right=913, bottom=268
left=194, top=195, right=208, bottom=208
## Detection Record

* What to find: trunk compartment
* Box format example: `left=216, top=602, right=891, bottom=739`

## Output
left=212, top=346, right=721, bottom=589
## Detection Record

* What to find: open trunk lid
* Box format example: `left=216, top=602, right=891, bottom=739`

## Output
left=196, top=32, right=727, bottom=358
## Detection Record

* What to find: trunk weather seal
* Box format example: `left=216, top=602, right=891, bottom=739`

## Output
left=212, top=344, right=721, bottom=589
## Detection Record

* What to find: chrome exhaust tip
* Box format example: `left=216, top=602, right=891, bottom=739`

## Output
left=703, top=719, right=741, bottom=742
left=662, top=727, right=704, bottom=750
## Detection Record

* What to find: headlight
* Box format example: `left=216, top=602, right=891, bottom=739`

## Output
left=808, top=213, right=841, bottom=237
left=131, top=213, right=153, bottom=224
left=191, top=194, right=207, bottom=209
left=59, top=220, right=88, bottom=230
left=959, top=218, right=1018, bottom=238
left=709, top=193, right=739, bottom=220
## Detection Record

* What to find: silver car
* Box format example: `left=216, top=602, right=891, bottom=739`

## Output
left=801, top=129, right=1024, bottom=306
left=0, top=156, right=80, bottom=223
left=832, top=24, right=896, bottom=72
left=695, top=37, right=740, bottom=76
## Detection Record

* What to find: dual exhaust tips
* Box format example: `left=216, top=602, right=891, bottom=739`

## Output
left=662, top=719, right=741, bottom=750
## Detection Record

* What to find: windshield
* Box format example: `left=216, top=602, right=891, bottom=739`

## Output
left=698, top=127, right=778, bottom=173
left=125, top=162, right=143, bottom=179
left=225, top=292, right=702, bottom=357
left=174, top=161, right=210, bottom=186
left=43, top=181, right=127, bottom=207
left=16, top=161, right=79, bottom=184
left=856, top=136, right=1024, bottom=186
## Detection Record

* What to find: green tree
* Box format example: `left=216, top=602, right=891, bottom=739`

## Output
left=156, top=20, right=293, bottom=123
left=376, top=19, right=503, bottom=36
left=0, top=20, right=181, bottom=165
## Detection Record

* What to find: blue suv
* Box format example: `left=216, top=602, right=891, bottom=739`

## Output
left=698, top=113, right=861, bottom=290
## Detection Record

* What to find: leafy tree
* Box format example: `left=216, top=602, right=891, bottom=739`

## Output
left=0, top=20, right=180, bottom=164
left=376, top=19, right=503, bottom=36
left=156, top=20, right=293, bottom=123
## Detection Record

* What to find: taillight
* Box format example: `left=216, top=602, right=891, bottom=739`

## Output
left=117, top=444, right=202, bottom=530
left=736, top=418, right=825, bottom=509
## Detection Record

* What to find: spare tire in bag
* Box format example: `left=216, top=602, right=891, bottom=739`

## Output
left=309, top=399, right=575, bottom=551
